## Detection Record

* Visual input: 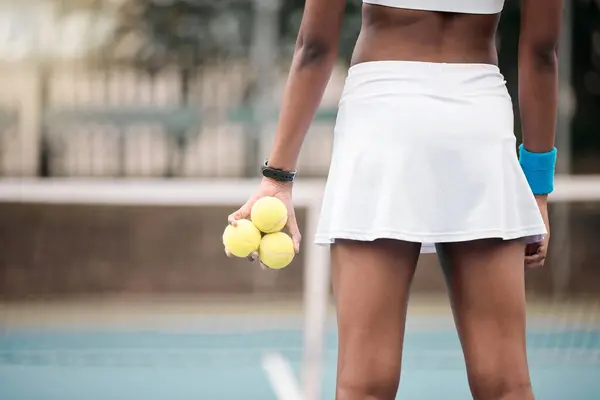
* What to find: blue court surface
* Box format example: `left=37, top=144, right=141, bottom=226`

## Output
left=1, top=318, right=599, bottom=400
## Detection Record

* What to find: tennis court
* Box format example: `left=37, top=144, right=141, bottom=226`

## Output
left=1, top=300, right=599, bottom=400
left=1, top=180, right=599, bottom=399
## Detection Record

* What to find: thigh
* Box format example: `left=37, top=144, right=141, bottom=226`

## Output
left=332, top=239, right=420, bottom=399
left=436, top=239, right=532, bottom=398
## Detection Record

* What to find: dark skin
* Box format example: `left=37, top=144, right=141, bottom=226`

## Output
left=228, top=1, right=563, bottom=399
left=355, top=7, right=501, bottom=65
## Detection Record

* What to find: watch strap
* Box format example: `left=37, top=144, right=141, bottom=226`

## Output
left=261, top=159, right=296, bottom=182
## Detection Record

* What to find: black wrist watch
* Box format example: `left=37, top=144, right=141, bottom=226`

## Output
left=261, top=159, right=296, bottom=182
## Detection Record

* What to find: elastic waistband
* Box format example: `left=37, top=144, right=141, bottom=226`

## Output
left=362, top=0, right=504, bottom=15
left=348, top=60, right=501, bottom=77
left=343, top=60, right=507, bottom=98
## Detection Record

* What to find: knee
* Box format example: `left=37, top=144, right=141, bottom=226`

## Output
left=467, top=366, right=533, bottom=400
left=336, top=370, right=400, bottom=400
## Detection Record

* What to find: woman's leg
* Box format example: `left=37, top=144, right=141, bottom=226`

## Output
left=332, top=239, right=421, bottom=400
left=436, top=239, right=534, bottom=400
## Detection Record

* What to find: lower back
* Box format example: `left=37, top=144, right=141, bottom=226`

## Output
left=352, top=5, right=501, bottom=66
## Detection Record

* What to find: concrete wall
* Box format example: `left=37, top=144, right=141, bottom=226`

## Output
left=1, top=202, right=599, bottom=300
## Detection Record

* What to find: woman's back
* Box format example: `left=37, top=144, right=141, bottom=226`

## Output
left=353, top=5, right=502, bottom=65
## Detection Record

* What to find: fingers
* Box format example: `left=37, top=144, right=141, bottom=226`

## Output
left=286, top=213, right=302, bottom=253
left=525, top=245, right=546, bottom=269
left=245, top=253, right=270, bottom=270
left=225, top=248, right=269, bottom=269
left=228, top=201, right=253, bottom=226
left=248, top=253, right=269, bottom=270
left=226, top=249, right=261, bottom=265
left=247, top=251, right=258, bottom=263
left=525, top=242, right=540, bottom=257
left=226, top=248, right=258, bottom=261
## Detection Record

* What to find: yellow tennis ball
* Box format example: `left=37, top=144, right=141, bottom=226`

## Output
left=222, top=219, right=261, bottom=258
left=251, top=196, right=288, bottom=233
left=259, top=232, right=295, bottom=269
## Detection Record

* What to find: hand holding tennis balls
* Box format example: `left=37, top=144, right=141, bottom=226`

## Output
left=224, top=196, right=295, bottom=269
left=225, top=179, right=301, bottom=269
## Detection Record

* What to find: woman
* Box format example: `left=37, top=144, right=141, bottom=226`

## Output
left=228, top=0, right=562, bottom=398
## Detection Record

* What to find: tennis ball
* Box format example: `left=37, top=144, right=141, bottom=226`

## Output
left=251, top=196, right=288, bottom=233
left=259, top=232, right=295, bottom=269
left=222, top=219, right=261, bottom=258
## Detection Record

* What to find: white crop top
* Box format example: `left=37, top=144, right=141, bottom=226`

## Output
left=363, top=0, right=505, bottom=14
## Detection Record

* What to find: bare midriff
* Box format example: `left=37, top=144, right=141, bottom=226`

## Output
left=351, top=5, right=501, bottom=66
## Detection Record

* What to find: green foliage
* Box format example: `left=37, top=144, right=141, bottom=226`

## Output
left=106, top=0, right=253, bottom=72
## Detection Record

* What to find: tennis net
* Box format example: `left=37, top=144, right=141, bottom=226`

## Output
left=0, top=177, right=599, bottom=400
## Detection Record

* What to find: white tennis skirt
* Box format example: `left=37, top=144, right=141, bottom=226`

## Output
left=315, top=61, right=547, bottom=253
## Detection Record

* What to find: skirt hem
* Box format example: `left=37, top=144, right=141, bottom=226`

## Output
left=315, top=226, right=546, bottom=253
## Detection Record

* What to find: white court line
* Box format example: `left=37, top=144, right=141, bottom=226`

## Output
left=261, top=352, right=303, bottom=400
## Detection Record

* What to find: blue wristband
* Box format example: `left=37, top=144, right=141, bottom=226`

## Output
left=518, top=144, right=557, bottom=195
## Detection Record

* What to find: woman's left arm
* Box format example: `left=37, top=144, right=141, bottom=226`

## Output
left=266, top=0, right=347, bottom=172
